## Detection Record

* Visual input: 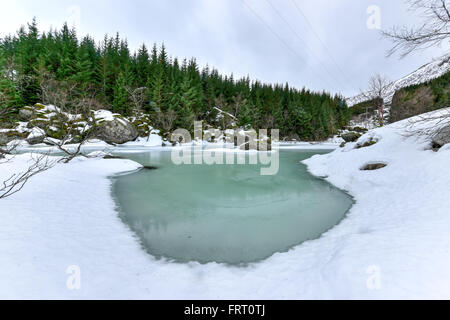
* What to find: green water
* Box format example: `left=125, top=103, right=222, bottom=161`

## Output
left=112, top=149, right=353, bottom=265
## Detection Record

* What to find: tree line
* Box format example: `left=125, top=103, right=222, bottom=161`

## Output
left=0, top=19, right=350, bottom=140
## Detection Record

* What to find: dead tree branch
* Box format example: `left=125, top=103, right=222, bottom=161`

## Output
left=382, top=0, right=450, bottom=58
left=0, top=153, right=54, bottom=199
left=360, top=74, right=393, bottom=127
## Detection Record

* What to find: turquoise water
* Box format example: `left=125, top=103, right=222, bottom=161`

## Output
left=112, top=149, right=353, bottom=265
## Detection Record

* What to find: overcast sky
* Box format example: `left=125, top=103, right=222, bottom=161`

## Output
left=0, top=0, right=448, bottom=97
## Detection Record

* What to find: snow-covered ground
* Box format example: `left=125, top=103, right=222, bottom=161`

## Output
left=1, top=109, right=449, bottom=299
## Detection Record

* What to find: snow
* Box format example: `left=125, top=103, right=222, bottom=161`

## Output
left=278, top=135, right=344, bottom=149
left=1, top=109, right=450, bottom=299
left=27, top=127, right=45, bottom=139
left=92, top=110, right=130, bottom=127
left=120, top=131, right=163, bottom=148
left=278, top=142, right=339, bottom=150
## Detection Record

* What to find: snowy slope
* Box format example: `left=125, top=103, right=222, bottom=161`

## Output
left=1, top=109, right=450, bottom=299
left=347, top=53, right=450, bottom=107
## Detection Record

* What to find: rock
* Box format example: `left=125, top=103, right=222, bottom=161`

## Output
left=28, top=119, right=48, bottom=129
left=93, top=118, right=139, bottom=145
left=27, top=136, right=45, bottom=145
left=432, top=125, right=450, bottom=147
left=350, top=126, right=368, bottom=133
left=26, top=135, right=45, bottom=145
left=341, top=132, right=361, bottom=143
left=129, top=114, right=152, bottom=138
left=18, top=108, right=34, bottom=121
left=103, top=154, right=122, bottom=159
left=0, top=132, right=11, bottom=146
left=361, top=163, right=387, bottom=171
left=0, top=131, right=25, bottom=146
left=356, top=138, right=377, bottom=149
left=26, top=127, right=46, bottom=145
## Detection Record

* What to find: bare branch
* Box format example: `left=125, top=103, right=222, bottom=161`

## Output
left=382, top=0, right=450, bottom=58
left=0, top=153, right=55, bottom=199
left=152, top=109, right=177, bottom=133
left=38, top=73, right=99, bottom=163
left=360, top=74, right=393, bottom=126
left=125, top=86, right=147, bottom=115
left=399, top=108, right=450, bottom=147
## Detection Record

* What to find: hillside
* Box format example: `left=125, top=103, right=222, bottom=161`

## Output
left=390, top=71, right=449, bottom=123
left=347, top=54, right=450, bottom=128
left=0, top=19, right=349, bottom=142
left=347, top=53, right=450, bottom=107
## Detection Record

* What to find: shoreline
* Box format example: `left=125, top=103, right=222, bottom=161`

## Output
left=1, top=112, right=450, bottom=299
left=11, top=139, right=342, bottom=155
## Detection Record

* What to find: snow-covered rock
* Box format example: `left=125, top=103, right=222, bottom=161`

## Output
left=0, top=131, right=23, bottom=146
left=432, top=124, right=450, bottom=147
left=341, top=132, right=361, bottom=142
left=121, top=130, right=163, bottom=147
left=26, top=127, right=46, bottom=145
left=94, top=118, right=139, bottom=145
left=18, top=108, right=34, bottom=121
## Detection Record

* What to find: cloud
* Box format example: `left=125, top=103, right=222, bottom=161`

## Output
left=1, top=0, right=448, bottom=97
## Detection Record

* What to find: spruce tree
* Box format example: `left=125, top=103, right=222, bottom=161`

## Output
left=113, top=72, right=128, bottom=114
left=0, top=18, right=351, bottom=141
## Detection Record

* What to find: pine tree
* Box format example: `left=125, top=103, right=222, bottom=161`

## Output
left=135, top=44, right=150, bottom=87
left=71, top=45, right=93, bottom=89
left=0, top=53, right=23, bottom=115
left=113, top=72, right=128, bottom=114
left=0, top=18, right=351, bottom=140
left=176, top=76, right=197, bottom=130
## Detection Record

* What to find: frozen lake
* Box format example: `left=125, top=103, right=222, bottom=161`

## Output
left=112, top=149, right=354, bottom=265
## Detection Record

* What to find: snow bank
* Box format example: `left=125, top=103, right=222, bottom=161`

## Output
left=1, top=109, right=449, bottom=299
left=303, top=109, right=450, bottom=299
left=120, top=130, right=163, bottom=148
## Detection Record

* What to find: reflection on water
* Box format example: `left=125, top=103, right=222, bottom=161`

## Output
left=112, top=149, right=354, bottom=265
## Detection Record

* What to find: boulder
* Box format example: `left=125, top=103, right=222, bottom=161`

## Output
left=93, top=118, right=139, bottom=145
left=350, top=126, right=368, bottom=133
left=18, top=108, right=34, bottom=121
left=27, top=119, right=48, bottom=129
left=26, top=127, right=46, bottom=145
left=432, top=125, right=450, bottom=147
left=341, top=132, right=361, bottom=143
left=27, top=135, right=45, bottom=145
left=0, top=132, right=12, bottom=146
left=356, top=138, right=377, bottom=149
left=0, top=131, right=25, bottom=146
